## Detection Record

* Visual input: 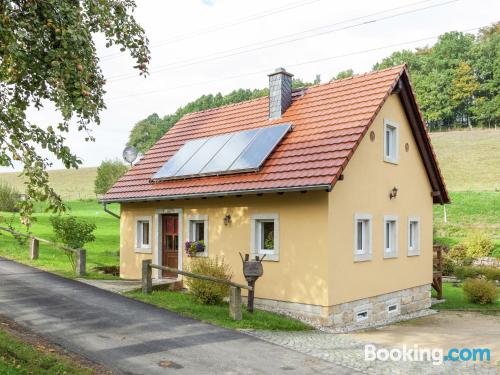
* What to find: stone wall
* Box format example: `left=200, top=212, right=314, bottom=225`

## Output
left=253, top=284, right=432, bottom=331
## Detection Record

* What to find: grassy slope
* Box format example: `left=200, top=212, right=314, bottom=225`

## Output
left=0, top=329, right=93, bottom=375
left=430, top=129, right=500, bottom=192
left=0, top=201, right=120, bottom=279
left=0, top=167, right=98, bottom=200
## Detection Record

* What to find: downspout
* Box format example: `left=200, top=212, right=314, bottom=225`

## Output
left=102, top=202, right=120, bottom=219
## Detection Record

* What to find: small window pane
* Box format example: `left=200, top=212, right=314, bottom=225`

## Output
left=385, top=222, right=391, bottom=250
left=142, top=222, right=150, bottom=246
left=195, top=222, right=204, bottom=242
left=357, top=221, right=364, bottom=251
left=261, top=221, right=274, bottom=250
left=385, top=128, right=391, bottom=157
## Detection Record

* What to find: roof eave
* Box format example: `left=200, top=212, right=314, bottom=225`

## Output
left=100, top=183, right=332, bottom=204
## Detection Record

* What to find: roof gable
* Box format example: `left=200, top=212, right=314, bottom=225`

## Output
left=103, top=65, right=448, bottom=204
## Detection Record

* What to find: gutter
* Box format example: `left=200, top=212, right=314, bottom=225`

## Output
left=100, top=184, right=332, bottom=204
left=102, top=202, right=120, bottom=219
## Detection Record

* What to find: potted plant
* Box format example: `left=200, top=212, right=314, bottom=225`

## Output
left=185, top=240, right=206, bottom=257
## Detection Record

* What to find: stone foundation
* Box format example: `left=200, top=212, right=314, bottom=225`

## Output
left=253, top=284, right=432, bottom=331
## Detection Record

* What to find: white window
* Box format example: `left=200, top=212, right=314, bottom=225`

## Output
left=187, top=215, right=208, bottom=257
left=135, top=216, right=152, bottom=253
left=354, top=214, right=372, bottom=262
left=251, top=214, right=279, bottom=261
left=408, top=217, right=421, bottom=256
left=384, top=215, right=398, bottom=258
left=383, top=119, right=399, bottom=164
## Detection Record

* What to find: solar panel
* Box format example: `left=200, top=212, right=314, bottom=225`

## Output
left=152, top=123, right=292, bottom=181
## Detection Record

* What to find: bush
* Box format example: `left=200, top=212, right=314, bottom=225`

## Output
left=0, top=183, right=20, bottom=212
left=454, top=266, right=500, bottom=281
left=185, top=257, right=233, bottom=305
left=94, top=159, right=129, bottom=195
left=50, top=215, right=96, bottom=271
left=464, top=232, right=495, bottom=258
left=462, top=278, right=498, bottom=305
left=442, top=256, right=455, bottom=276
left=447, top=244, right=473, bottom=266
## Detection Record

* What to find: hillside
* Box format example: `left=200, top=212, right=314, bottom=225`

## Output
left=0, top=129, right=498, bottom=198
left=0, top=167, right=98, bottom=200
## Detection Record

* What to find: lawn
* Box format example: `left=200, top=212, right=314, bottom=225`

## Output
left=0, top=329, right=95, bottom=375
left=430, top=129, right=500, bottom=191
left=432, top=282, right=500, bottom=311
left=0, top=200, right=120, bottom=279
left=126, top=289, right=312, bottom=331
left=433, top=191, right=500, bottom=257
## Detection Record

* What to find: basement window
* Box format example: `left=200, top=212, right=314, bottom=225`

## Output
left=408, top=217, right=421, bottom=256
left=251, top=214, right=279, bottom=261
left=384, top=216, right=398, bottom=258
left=135, top=216, right=152, bottom=253
left=356, top=310, right=369, bottom=322
left=354, top=214, right=372, bottom=262
left=384, top=120, right=399, bottom=164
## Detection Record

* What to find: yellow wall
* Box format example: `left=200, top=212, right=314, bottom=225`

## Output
left=327, top=94, right=434, bottom=306
left=120, top=192, right=331, bottom=306
left=119, top=93, right=434, bottom=309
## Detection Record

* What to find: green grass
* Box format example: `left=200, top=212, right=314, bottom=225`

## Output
left=0, top=329, right=93, bottom=375
left=0, top=167, right=98, bottom=201
left=432, top=282, right=500, bottom=311
left=434, top=191, right=500, bottom=256
left=0, top=200, right=120, bottom=279
left=430, top=129, right=500, bottom=191
left=126, top=290, right=312, bottom=331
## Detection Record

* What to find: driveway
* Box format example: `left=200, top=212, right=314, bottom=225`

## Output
left=0, top=258, right=355, bottom=375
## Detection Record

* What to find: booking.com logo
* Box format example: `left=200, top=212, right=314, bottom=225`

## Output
left=364, top=344, right=491, bottom=366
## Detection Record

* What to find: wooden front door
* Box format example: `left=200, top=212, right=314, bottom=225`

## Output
left=162, top=214, right=179, bottom=278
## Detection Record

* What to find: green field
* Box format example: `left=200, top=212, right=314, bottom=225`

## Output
left=0, top=201, right=120, bottom=279
left=432, top=282, right=500, bottom=311
left=0, top=167, right=98, bottom=200
left=430, top=129, right=500, bottom=192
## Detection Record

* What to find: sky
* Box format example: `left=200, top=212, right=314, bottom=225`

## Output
left=2, top=0, right=499, bottom=172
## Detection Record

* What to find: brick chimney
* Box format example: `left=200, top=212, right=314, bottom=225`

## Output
left=268, top=67, right=293, bottom=120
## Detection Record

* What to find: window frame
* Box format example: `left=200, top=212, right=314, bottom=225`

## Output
left=383, top=215, right=399, bottom=259
left=353, top=213, right=373, bottom=262
left=187, top=214, right=208, bottom=257
left=407, top=216, right=421, bottom=256
left=135, top=216, right=152, bottom=253
left=251, top=213, right=279, bottom=261
left=383, top=119, right=400, bottom=164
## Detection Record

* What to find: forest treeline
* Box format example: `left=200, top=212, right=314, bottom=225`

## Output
left=128, top=24, right=499, bottom=153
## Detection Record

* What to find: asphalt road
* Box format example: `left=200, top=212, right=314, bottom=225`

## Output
left=0, top=258, right=357, bottom=375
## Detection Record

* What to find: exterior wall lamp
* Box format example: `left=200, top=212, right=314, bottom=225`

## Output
left=224, top=214, right=232, bottom=226
left=389, top=187, right=398, bottom=200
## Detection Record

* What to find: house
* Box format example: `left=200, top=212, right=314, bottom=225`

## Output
left=102, top=65, right=449, bottom=328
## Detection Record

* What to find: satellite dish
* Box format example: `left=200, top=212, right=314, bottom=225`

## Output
left=123, top=146, right=138, bottom=166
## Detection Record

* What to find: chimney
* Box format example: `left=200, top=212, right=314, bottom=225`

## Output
left=268, top=67, right=293, bottom=119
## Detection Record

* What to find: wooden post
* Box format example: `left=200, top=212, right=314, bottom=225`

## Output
left=247, top=280, right=255, bottom=313
left=29, top=238, right=39, bottom=260
left=229, top=286, right=242, bottom=320
left=142, top=259, right=152, bottom=294
left=76, top=249, right=86, bottom=277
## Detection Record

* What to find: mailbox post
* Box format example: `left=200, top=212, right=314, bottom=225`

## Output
left=240, top=253, right=264, bottom=313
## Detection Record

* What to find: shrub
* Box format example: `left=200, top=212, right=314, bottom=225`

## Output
left=50, top=215, right=96, bottom=271
left=441, top=256, right=455, bottom=276
left=0, top=183, right=20, bottom=212
left=464, top=232, right=495, bottom=258
left=447, top=244, right=473, bottom=266
left=462, top=278, right=498, bottom=305
left=454, top=266, right=500, bottom=282
left=94, top=159, right=129, bottom=195
left=185, top=257, right=233, bottom=305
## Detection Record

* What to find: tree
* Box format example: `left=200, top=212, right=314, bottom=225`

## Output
left=331, top=69, right=354, bottom=81
left=94, top=159, right=129, bottom=195
left=451, top=62, right=479, bottom=128
left=0, top=1, right=150, bottom=227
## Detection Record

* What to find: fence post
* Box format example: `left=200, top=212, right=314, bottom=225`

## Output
left=229, top=286, right=242, bottom=321
left=142, top=259, right=152, bottom=294
left=76, top=249, right=86, bottom=277
left=29, top=238, right=39, bottom=260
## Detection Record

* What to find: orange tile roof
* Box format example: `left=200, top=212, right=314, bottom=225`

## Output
left=103, top=65, right=449, bottom=203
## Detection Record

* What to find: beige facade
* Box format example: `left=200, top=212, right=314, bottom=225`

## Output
left=118, top=93, right=435, bottom=325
